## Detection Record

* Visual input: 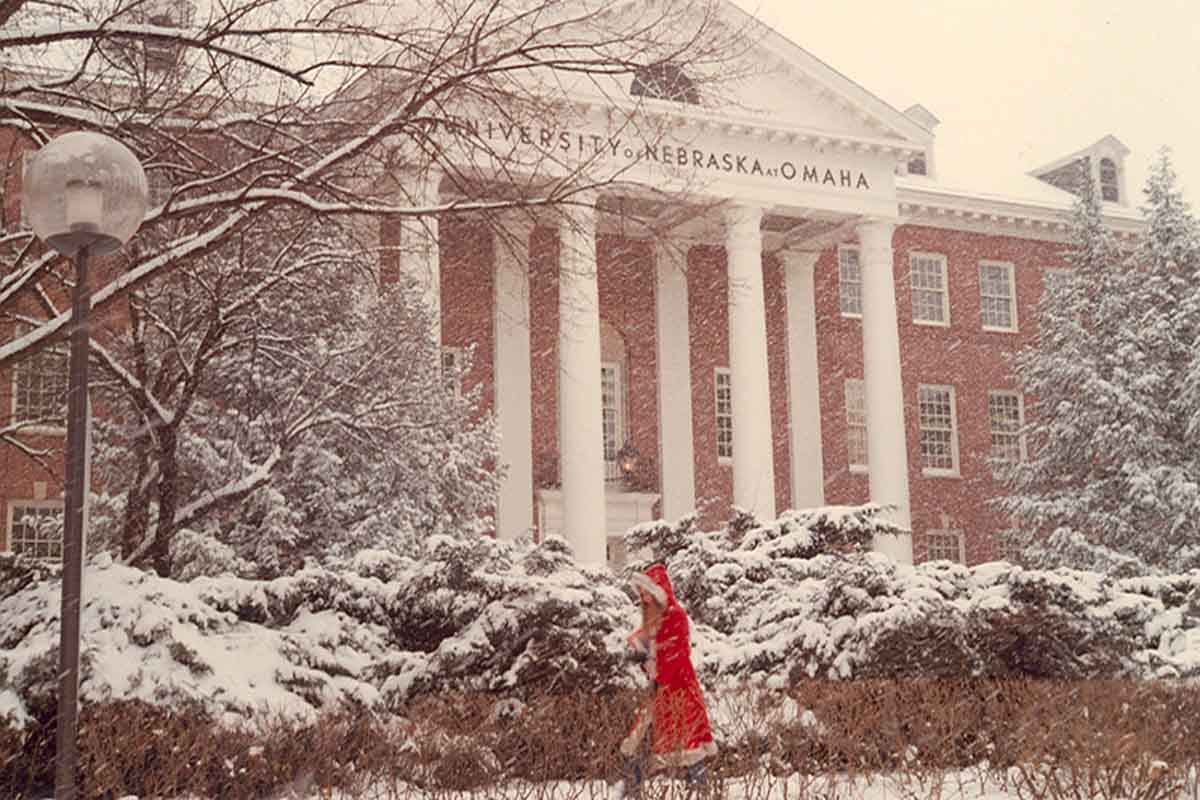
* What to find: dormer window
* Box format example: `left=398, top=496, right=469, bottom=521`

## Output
left=1099, top=158, right=1119, bottom=202
left=631, top=63, right=699, bottom=105
left=1029, top=136, right=1129, bottom=206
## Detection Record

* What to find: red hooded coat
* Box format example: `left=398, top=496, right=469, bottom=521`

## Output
left=622, top=564, right=717, bottom=768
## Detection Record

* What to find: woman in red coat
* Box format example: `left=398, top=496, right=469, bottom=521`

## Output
left=614, top=563, right=717, bottom=798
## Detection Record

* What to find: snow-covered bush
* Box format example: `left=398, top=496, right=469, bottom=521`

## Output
left=639, top=510, right=1200, bottom=683
left=5, top=504, right=1200, bottom=739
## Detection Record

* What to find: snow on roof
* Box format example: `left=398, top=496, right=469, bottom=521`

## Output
left=899, top=159, right=1143, bottom=224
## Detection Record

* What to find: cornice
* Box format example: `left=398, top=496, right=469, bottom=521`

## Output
left=897, top=182, right=1143, bottom=242
left=562, top=91, right=925, bottom=161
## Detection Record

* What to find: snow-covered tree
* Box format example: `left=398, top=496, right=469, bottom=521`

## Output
left=84, top=216, right=501, bottom=577
left=0, top=0, right=749, bottom=574
left=999, top=151, right=1200, bottom=574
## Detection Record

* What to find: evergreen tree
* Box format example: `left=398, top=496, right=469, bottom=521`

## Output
left=1000, top=151, right=1200, bottom=574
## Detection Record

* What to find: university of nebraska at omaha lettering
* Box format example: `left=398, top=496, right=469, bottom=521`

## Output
left=433, top=117, right=873, bottom=190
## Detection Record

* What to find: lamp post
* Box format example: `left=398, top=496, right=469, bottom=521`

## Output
left=25, top=130, right=148, bottom=800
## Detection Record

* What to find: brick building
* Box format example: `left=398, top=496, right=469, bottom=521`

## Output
left=1, top=10, right=1143, bottom=568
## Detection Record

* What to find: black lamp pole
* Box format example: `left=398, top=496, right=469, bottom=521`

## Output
left=25, top=131, right=147, bottom=800
left=54, top=244, right=90, bottom=800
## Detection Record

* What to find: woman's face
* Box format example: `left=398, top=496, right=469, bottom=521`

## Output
left=639, top=589, right=660, bottom=612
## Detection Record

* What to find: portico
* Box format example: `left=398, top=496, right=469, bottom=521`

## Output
left=392, top=22, right=932, bottom=567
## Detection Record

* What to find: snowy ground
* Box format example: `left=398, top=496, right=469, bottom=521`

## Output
left=126, top=767, right=1184, bottom=800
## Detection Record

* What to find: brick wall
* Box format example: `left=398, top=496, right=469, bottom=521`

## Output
left=3, top=213, right=1069, bottom=564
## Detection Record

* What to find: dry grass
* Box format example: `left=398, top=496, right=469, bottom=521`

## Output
left=3, top=681, right=1198, bottom=799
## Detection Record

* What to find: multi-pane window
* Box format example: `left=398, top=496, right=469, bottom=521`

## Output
left=7, top=501, right=64, bottom=561
left=1099, top=158, right=1119, bottom=202
left=997, top=529, right=1023, bottom=565
left=715, top=368, right=733, bottom=461
left=910, top=253, right=949, bottom=325
left=12, top=339, right=68, bottom=425
left=918, top=384, right=959, bottom=475
left=601, top=362, right=625, bottom=480
left=844, top=378, right=867, bottom=470
left=1042, top=268, right=1073, bottom=299
left=988, top=391, right=1026, bottom=463
left=926, top=529, right=965, bottom=564
left=838, top=246, right=862, bottom=316
left=979, top=261, right=1017, bottom=331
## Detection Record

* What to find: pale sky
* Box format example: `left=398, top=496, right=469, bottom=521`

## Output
left=735, top=0, right=1200, bottom=207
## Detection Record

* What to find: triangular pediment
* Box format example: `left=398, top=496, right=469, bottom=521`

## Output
left=575, top=0, right=933, bottom=149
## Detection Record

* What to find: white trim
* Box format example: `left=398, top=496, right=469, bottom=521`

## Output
left=979, top=260, right=1018, bottom=333
left=918, top=383, right=960, bottom=478
left=844, top=377, right=868, bottom=473
left=909, top=251, right=950, bottom=327
left=897, top=181, right=1143, bottom=240
left=837, top=244, right=862, bottom=318
left=649, top=740, right=719, bottom=770
left=601, top=360, right=626, bottom=481
left=5, top=498, right=65, bottom=559
left=630, top=571, right=667, bottom=606
left=714, top=367, right=733, bottom=465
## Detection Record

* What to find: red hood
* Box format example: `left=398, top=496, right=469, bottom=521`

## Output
left=632, top=563, right=676, bottom=607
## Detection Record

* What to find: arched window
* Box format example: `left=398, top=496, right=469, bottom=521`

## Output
left=1099, top=158, right=1119, bottom=202
left=631, top=63, right=700, bottom=105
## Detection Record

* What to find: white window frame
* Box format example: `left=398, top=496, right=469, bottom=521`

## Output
left=926, top=529, right=966, bottom=564
left=714, top=367, right=733, bottom=464
left=979, top=260, right=1018, bottom=332
left=844, top=378, right=868, bottom=473
left=918, top=383, right=960, bottom=477
left=1099, top=157, right=1120, bottom=203
left=838, top=245, right=862, bottom=318
left=10, top=327, right=69, bottom=433
left=909, top=252, right=950, bottom=326
left=987, top=390, right=1027, bottom=464
left=601, top=361, right=627, bottom=481
left=5, top=499, right=65, bottom=561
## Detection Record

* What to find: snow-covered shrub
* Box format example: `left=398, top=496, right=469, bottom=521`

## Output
left=0, top=551, right=57, bottom=600
left=642, top=510, right=1200, bottom=683
left=6, top=504, right=1200, bottom=743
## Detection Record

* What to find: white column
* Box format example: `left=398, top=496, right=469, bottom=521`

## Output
left=494, top=222, right=534, bottom=541
left=402, top=169, right=442, bottom=345
left=725, top=203, right=776, bottom=520
left=781, top=250, right=825, bottom=510
left=857, top=219, right=913, bottom=563
left=654, top=239, right=696, bottom=521
left=557, top=199, right=607, bottom=565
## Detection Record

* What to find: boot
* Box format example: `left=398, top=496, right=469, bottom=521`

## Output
left=611, top=757, right=643, bottom=799
left=685, top=760, right=712, bottom=798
